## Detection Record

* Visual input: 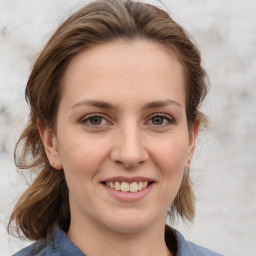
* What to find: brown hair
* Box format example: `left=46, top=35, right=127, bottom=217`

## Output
left=8, top=0, right=208, bottom=240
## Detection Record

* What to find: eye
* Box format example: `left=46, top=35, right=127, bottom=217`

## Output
left=81, top=114, right=108, bottom=126
left=148, top=114, right=175, bottom=126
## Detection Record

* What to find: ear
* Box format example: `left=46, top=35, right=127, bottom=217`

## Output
left=184, top=118, right=200, bottom=170
left=37, top=120, right=63, bottom=170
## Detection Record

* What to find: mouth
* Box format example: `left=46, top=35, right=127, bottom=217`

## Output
left=101, top=181, right=154, bottom=193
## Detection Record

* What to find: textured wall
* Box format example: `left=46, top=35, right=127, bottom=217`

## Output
left=0, top=0, right=255, bottom=255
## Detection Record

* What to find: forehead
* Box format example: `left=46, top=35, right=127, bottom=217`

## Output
left=61, top=40, right=186, bottom=107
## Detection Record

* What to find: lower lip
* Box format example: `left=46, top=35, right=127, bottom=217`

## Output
left=102, top=183, right=155, bottom=202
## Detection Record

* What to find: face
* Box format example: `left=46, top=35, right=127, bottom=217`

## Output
left=40, top=40, right=198, bottom=234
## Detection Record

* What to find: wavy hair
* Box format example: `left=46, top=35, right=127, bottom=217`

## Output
left=8, top=0, right=208, bottom=240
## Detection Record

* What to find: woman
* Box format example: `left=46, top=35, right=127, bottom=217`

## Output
left=8, top=0, right=222, bottom=255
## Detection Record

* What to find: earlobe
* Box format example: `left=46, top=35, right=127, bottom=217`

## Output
left=185, top=119, right=200, bottom=170
left=37, top=120, right=63, bottom=170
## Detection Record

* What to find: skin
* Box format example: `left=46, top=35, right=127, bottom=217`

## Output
left=39, top=40, right=199, bottom=256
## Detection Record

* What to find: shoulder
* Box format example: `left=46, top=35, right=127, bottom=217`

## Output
left=12, top=226, right=82, bottom=256
left=175, top=229, right=223, bottom=256
left=165, top=225, right=223, bottom=256
left=185, top=241, right=223, bottom=256
left=12, top=241, right=47, bottom=256
left=12, top=235, right=57, bottom=256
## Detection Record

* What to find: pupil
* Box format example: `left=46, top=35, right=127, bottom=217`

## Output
left=90, top=117, right=102, bottom=125
left=152, top=116, right=163, bottom=125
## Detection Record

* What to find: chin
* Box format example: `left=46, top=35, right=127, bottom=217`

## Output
left=100, top=210, right=159, bottom=234
left=106, top=221, right=149, bottom=234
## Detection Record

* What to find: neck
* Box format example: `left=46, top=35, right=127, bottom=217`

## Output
left=67, top=215, right=173, bottom=256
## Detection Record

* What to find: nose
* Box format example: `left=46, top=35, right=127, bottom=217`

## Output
left=110, top=123, right=149, bottom=169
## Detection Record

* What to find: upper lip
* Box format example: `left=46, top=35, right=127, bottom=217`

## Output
left=102, top=176, right=155, bottom=183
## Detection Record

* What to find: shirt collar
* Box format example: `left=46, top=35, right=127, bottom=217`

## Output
left=50, top=225, right=188, bottom=256
left=50, top=226, right=85, bottom=256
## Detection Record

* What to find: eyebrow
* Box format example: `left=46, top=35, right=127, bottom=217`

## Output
left=72, top=100, right=115, bottom=110
left=71, top=99, right=182, bottom=111
left=142, top=99, right=182, bottom=110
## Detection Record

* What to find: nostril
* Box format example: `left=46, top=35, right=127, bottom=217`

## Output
left=110, top=139, right=149, bottom=169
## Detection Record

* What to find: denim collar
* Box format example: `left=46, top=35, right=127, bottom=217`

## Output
left=46, top=226, right=85, bottom=256
left=48, top=225, right=181, bottom=256
left=14, top=225, right=221, bottom=256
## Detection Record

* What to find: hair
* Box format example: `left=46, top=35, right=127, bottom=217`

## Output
left=8, top=0, right=208, bottom=240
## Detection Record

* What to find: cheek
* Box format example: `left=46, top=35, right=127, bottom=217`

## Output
left=152, top=134, right=189, bottom=173
left=58, top=140, right=106, bottom=208
left=150, top=137, right=188, bottom=207
left=57, top=133, right=108, bottom=183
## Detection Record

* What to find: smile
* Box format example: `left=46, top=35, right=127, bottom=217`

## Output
left=101, top=177, right=155, bottom=202
left=104, top=181, right=152, bottom=193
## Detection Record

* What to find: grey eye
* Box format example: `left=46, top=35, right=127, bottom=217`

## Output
left=151, top=116, right=164, bottom=125
left=81, top=114, right=108, bottom=126
left=149, top=114, right=174, bottom=126
left=89, top=116, right=103, bottom=125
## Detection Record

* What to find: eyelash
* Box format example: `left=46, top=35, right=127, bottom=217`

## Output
left=80, top=114, right=109, bottom=127
left=80, top=113, right=175, bottom=127
left=147, top=113, right=175, bottom=127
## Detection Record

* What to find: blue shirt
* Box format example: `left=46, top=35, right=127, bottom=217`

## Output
left=13, top=225, right=223, bottom=256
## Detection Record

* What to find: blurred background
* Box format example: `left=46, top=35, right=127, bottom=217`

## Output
left=0, top=0, right=255, bottom=255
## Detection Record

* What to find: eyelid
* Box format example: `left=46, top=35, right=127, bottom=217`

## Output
left=80, top=113, right=111, bottom=126
left=146, top=113, right=176, bottom=126
left=79, top=112, right=175, bottom=127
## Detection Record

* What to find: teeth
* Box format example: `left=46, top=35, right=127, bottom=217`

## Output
left=130, top=182, right=138, bottom=193
left=110, top=181, right=115, bottom=189
left=120, top=182, right=130, bottom=192
left=105, top=181, right=151, bottom=192
left=138, top=181, right=143, bottom=191
left=114, top=181, right=121, bottom=190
